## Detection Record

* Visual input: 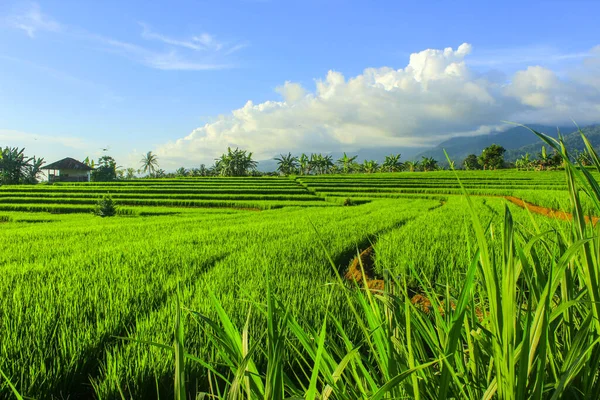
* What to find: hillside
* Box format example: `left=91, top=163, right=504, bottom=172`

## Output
left=413, top=124, right=571, bottom=164
left=505, top=125, right=600, bottom=161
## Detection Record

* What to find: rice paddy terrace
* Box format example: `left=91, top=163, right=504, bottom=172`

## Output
left=0, top=170, right=594, bottom=398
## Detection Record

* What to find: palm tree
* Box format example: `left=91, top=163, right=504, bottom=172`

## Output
left=125, top=168, right=137, bottom=179
left=0, top=147, right=34, bottom=184
left=274, top=153, right=299, bottom=175
left=404, top=160, right=420, bottom=172
left=382, top=154, right=403, bottom=172
left=140, top=151, right=159, bottom=176
left=176, top=167, right=188, bottom=177
left=322, top=155, right=334, bottom=174
left=298, top=154, right=309, bottom=175
left=337, top=152, right=358, bottom=174
left=214, top=147, right=258, bottom=176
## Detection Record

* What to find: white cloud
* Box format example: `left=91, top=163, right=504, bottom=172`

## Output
left=155, top=43, right=600, bottom=168
left=4, top=2, right=61, bottom=38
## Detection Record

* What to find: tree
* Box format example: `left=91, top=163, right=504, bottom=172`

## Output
left=382, top=154, right=403, bottom=172
left=92, top=156, right=117, bottom=182
left=94, top=193, right=117, bottom=217
left=83, top=157, right=95, bottom=169
left=337, top=153, right=358, bottom=174
left=307, top=153, right=334, bottom=175
left=214, top=147, right=258, bottom=176
left=404, top=160, right=420, bottom=172
left=140, top=151, right=159, bottom=176
left=515, top=153, right=533, bottom=170
left=175, top=167, right=188, bottom=177
left=0, top=147, right=44, bottom=184
left=421, top=156, right=438, bottom=172
left=274, top=153, right=299, bottom=175
left=298, top=154, right=310, bottom=175
left=462, top=154, right=481, bottom=170
left=478, top=144, right=505, bottom=170
left=125, top=168, right=137, bottom=179
left=361, top=159, right=379, bottom=173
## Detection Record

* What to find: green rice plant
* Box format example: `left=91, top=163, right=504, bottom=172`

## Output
left=150, top=127, right=600, bottom=399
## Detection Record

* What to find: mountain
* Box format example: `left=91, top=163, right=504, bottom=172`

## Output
left=413, top=124, right=572, bottom=165
left=256, top=124, right=600, bottom=172
left=505, top=125, right=600, bottom=161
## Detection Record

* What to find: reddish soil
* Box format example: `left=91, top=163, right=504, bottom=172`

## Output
left=344, top=246, right=384, bottom=290
left=344, top=246, right=485, bottom=320
left=504, top=196, right=599, bottom=225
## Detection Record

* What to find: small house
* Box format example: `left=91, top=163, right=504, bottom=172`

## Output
left=42, top=157, right=93, bottom=183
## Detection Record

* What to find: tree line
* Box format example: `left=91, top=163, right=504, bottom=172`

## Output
left=0, top=142, right=581, bottom=185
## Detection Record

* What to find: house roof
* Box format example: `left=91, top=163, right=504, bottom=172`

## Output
left=41, top=157, right=93, bottom=171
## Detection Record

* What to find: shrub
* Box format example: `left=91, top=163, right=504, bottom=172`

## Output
left=343, top=197, right=354, bottom=206
left=94, top=193, right=117, bottom=217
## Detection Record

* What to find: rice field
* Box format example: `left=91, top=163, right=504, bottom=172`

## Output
left=1, top=168, right=599, bottom=399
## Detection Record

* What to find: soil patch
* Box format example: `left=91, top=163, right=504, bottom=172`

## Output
left=344, top=246, right=486, bottom=319
left=344, top=246, right=384, bottom=290
left=504, top=196, right=599, bottom=225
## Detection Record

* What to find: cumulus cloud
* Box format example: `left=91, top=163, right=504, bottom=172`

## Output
left=151, top=43, right=600, bottom=167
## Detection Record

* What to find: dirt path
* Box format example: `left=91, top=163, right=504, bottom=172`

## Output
left=504, top=196, right=599, bottom=224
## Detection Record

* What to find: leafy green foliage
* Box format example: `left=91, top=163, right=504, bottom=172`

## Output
left=3, top=131, right=600, bottom=399
left=91, top=156, right=118, bottom=182
left=274, top=152, right=299, bottom=175
left=139, top=151, right=159, bottom=176
left=462, top=153, right=480, bottom=170
left=213, top=147, right=258, bottom=176
left=478, top=143, right=506, bottom=170
left=0, top=147, right=45, bottom=184
left=93, top=193, right=117, bottom=217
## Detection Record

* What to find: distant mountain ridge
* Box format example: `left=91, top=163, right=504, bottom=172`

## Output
left=256, top=124, right=600, bottom=172
left=412, top=125, right=573, bottom=165
left=505, top=125, right=600, bottom=162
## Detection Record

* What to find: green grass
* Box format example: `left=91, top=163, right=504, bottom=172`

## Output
left=2, top=141, right=600, bottom=398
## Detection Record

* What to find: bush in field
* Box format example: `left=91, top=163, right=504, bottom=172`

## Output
left=342, top=197, right=354, bottom=206
left=94, top=193, right=117, bottom=217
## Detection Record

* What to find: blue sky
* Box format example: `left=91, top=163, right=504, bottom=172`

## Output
left=1, top=0, right=599, bottom=169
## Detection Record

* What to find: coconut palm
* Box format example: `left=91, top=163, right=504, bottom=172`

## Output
left=176, top=167, right=188, bottom=177
left=140, top=151, right=159, bottom=176
left=381, top=154, right=403, bottom=172
left=337, top=152, right=358, bottom=174
left=274, top=153, right=299, bottom=175
left=125, top=168, right=137, bottom=179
